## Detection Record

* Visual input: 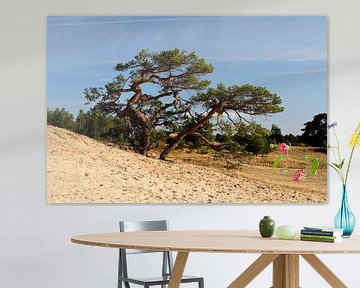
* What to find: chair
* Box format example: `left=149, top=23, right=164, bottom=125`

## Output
left=118, top=220, right=204, bottom=288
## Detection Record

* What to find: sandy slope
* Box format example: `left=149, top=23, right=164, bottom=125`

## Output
left=47, top=125, right=326, bottom=203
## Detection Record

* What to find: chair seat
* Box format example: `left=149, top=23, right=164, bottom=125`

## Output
left=119, top=274, right=203, bottom=286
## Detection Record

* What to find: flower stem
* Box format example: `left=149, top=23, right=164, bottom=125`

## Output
left=333, top=127, right=342, bottom=163
left=332, top=127, right=345, bottom=184
left=328, top=163, right=344, bottom=181
left=345, top=145, right=356, bottom=185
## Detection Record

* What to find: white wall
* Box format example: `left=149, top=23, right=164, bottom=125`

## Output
left=1, top=0, right=360, bottom=287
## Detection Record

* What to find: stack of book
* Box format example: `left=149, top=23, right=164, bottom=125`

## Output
left=300, top=226, right=344, bottom=243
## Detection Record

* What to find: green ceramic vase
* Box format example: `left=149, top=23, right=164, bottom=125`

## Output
left=259, top=216, right=275, bottom=238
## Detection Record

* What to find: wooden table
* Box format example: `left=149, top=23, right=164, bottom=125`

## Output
left=72, top=230, right=360, bottom=288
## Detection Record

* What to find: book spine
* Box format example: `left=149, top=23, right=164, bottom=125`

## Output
left=300, top=234, right=337, bottom=240
left=301, top=230, right=336, bottom=236
left=300, top=237, right=337, bottom=243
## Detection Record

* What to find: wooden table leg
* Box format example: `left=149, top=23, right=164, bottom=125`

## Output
left=272, top=254, right=299, bottom=288
left=168, top=252, right=189, bottom=288
left=288, top=255, right=299, bottom=288
left=228, top=254, right=279, bottom=288
left=301, top=254, right=347, bottom=288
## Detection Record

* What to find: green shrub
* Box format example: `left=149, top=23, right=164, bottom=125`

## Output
left=246, top=135, right=270, bottom=154
left=197, top=146, right=212, bottom=154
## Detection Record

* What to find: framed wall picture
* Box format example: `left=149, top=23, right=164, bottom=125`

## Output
left=47, top=16, right=328, bottom=203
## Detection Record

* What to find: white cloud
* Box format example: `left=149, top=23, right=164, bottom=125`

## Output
left=255, top=68, right=327, bottom=76
left=47, top=17, right=205, bottom=28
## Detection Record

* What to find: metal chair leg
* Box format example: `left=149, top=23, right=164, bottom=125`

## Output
left=199, top=278, right=204, bottom=288
left=161, top=252, right=168, bottom=288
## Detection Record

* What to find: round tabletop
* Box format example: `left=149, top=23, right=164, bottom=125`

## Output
left=71, top=230, right=360, bottom=254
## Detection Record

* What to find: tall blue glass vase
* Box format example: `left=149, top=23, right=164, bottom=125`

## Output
left=334, top=185, right=356, bottom=237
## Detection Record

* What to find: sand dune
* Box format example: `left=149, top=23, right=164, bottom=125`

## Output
left=47, top=125, right=326, bottom=203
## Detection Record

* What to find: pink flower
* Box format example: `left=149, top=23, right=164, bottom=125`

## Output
left=279, top=143, right=289, bottom=155
left=293, top=169, right=305, bottom=182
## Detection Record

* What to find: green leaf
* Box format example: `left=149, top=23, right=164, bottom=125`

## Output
left=339, top=159, right=345, bottom=169
left=332, top=162, right=341, bottom=169
left=311, top=159, right=320, bottom=176
left=328, top=163, right=341, bottom=173
left=332, top=161, right=345, bottom=169
left=304, top=155, right=312, bottom=162
left=273, top=155, right=284, bottom=168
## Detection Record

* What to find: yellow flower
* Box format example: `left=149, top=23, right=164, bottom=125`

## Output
left=349, top=122, right=360, bottom=147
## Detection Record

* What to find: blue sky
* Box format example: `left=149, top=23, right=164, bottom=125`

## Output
left=47, top=16, right=327, bottom=135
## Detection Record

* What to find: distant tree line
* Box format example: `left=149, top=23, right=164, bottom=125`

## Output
left=268, top=113, right=327, bottom=149
left=48, top=107, right=327, bottom=155
left=48, top=108, right=132, bottom=144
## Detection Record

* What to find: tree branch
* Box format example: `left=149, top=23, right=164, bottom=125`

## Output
left=150, top=102, right=176, bottom=122
left=234, top=110, right=251, bottom=124
left=143, top=92, right=173, bottom=101
left=224, top=111, right=238, bottom=126
left=190, top=132, right=223, bottom=147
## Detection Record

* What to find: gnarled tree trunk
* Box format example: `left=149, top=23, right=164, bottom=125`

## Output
left=118, top=105, right=152, bottom=155
left=160, top=104, right=221, bottom=160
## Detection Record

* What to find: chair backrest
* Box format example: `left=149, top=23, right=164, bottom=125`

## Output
left=118, top=220, right=174, bottom=282
left=120, top=220, right=168, bottom=232
left=119, top=220, right=169, bottom=254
